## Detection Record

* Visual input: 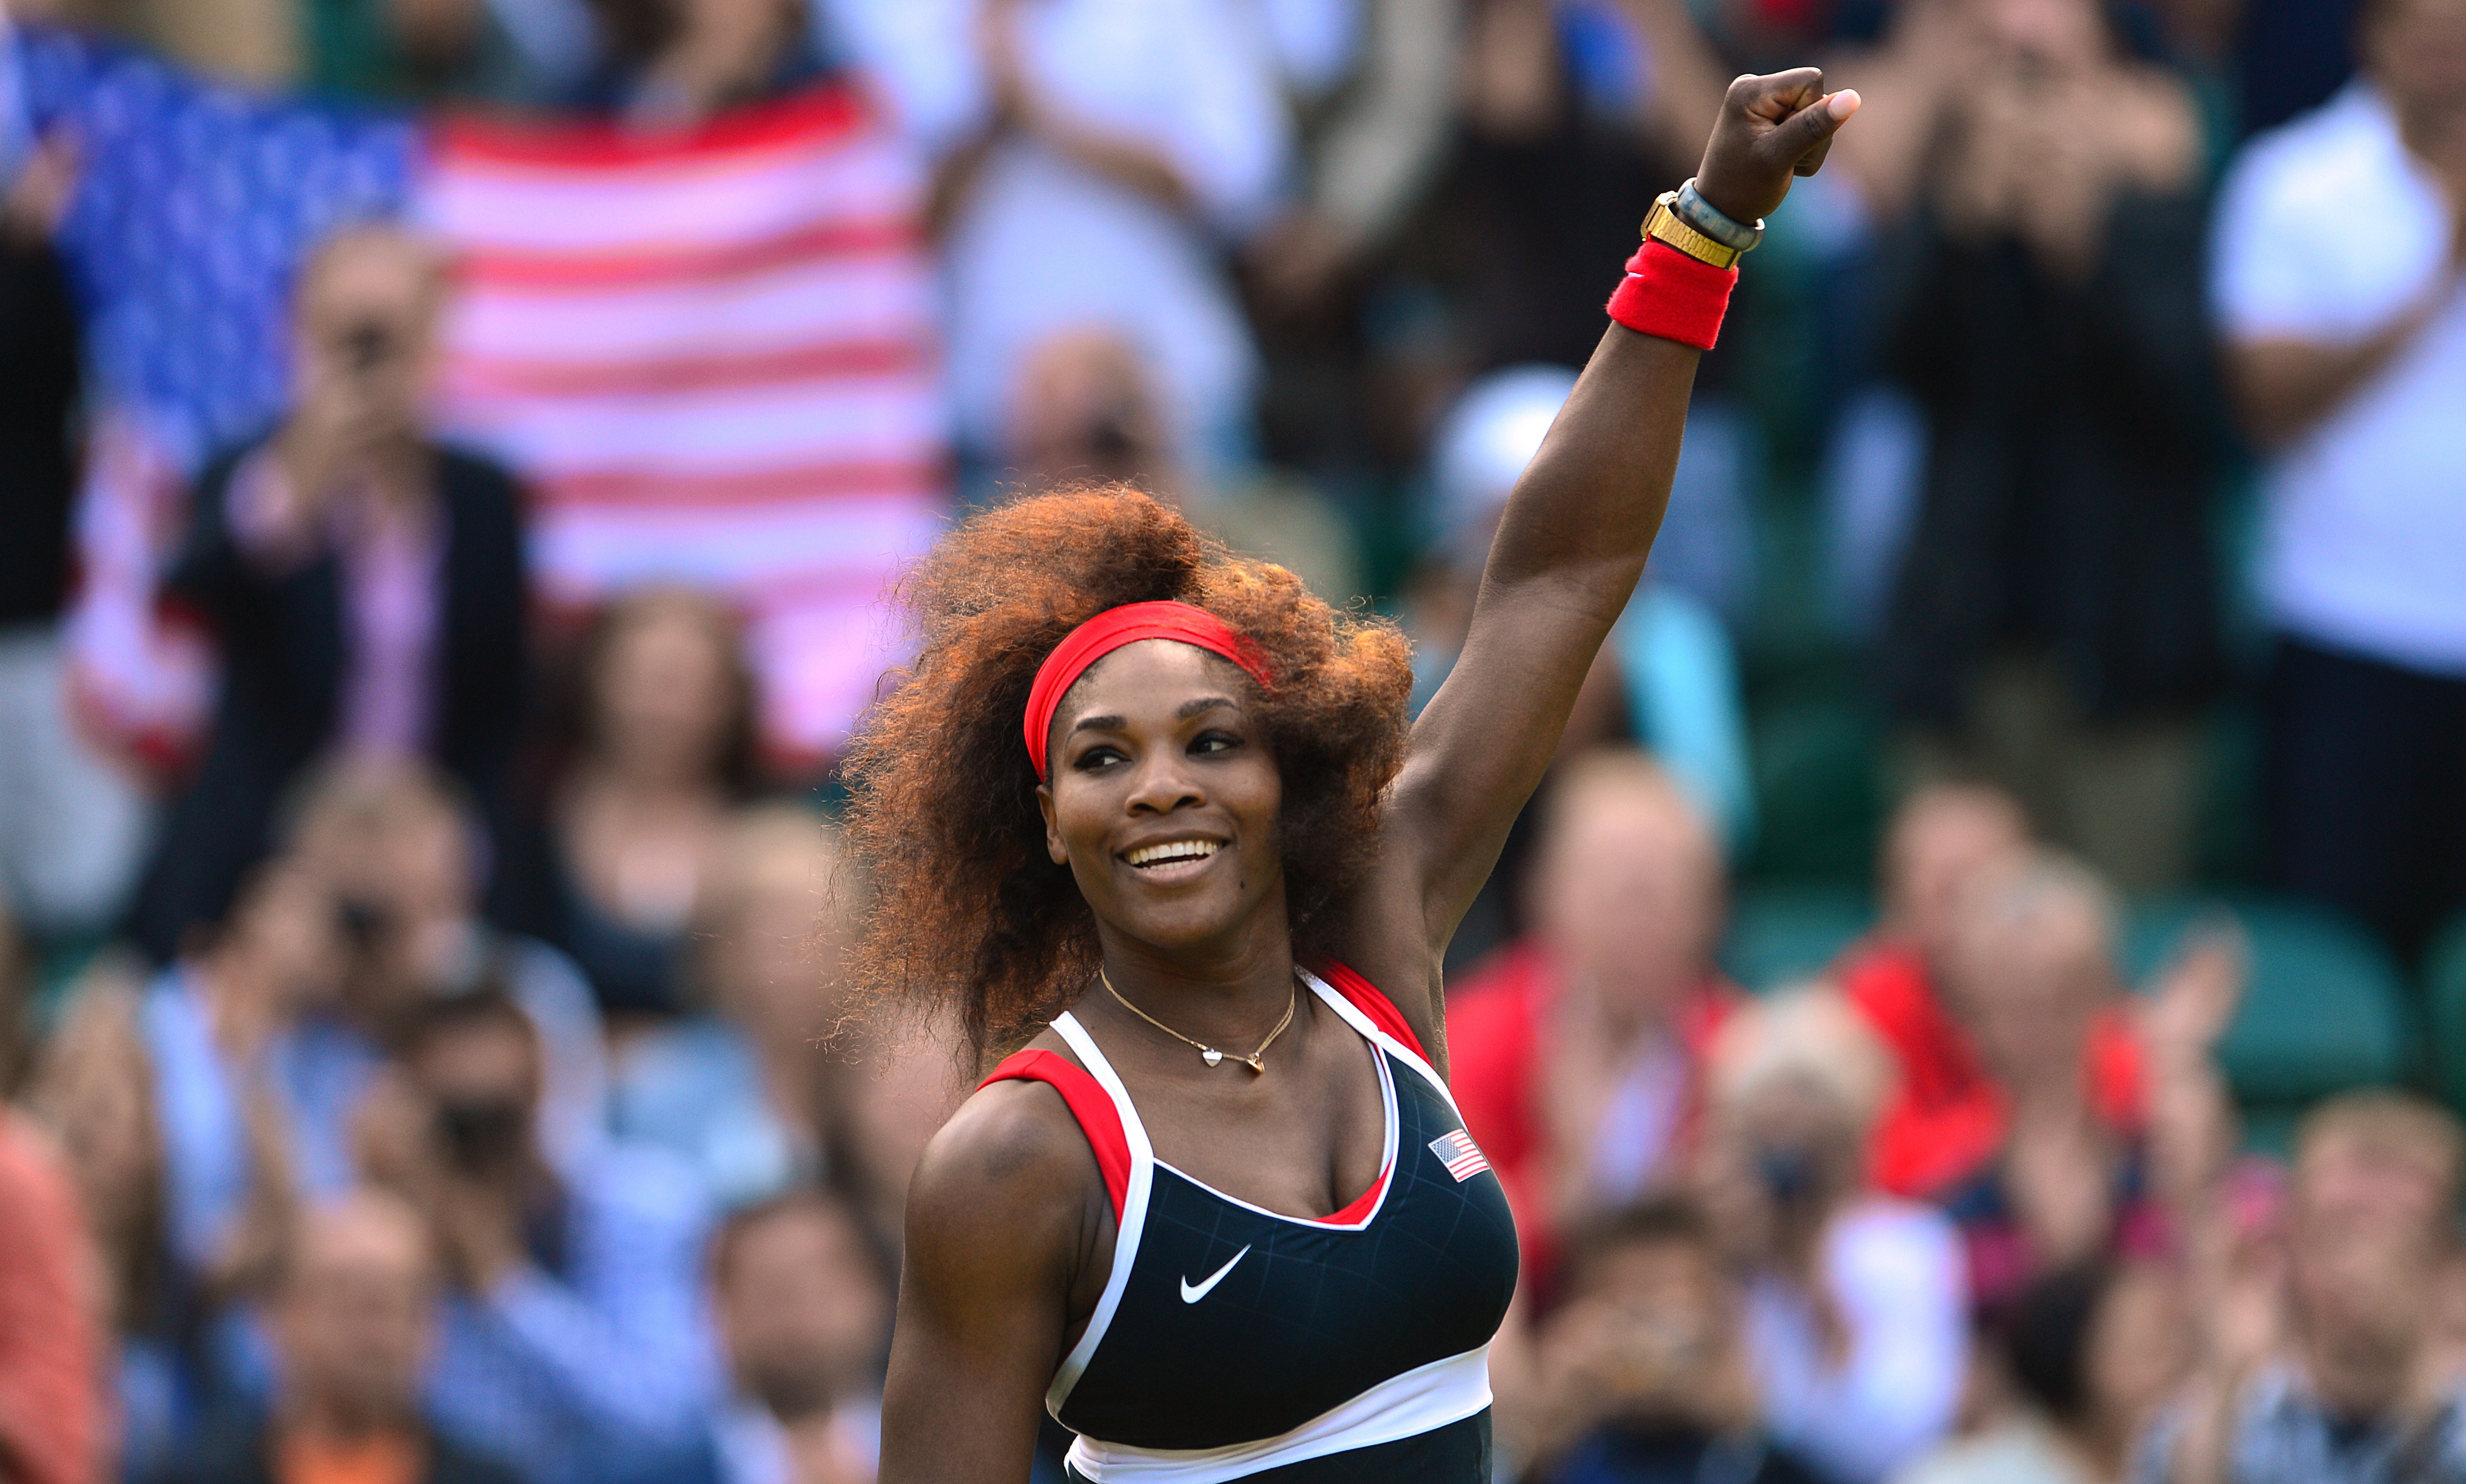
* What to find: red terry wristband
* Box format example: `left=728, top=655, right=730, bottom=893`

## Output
left=1605, top=239, right=1738, bottom=351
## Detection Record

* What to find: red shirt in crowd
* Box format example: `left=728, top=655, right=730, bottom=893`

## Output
left=1445, top=942, right=1740, bottom=1292
left=1836, top=935, right=2146, bottom=1201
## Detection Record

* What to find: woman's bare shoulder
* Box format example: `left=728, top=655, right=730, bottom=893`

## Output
left=915, top=1074, right=1097, bottom=1204
left=904, top=1058, right=1108, bottom=1277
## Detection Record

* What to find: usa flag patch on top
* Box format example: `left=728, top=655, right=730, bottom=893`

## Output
left=1429, top=1129, right=1491, bottom=1182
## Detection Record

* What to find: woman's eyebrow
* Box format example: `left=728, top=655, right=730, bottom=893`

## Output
left=1069, top=696, right=1240, bottom=735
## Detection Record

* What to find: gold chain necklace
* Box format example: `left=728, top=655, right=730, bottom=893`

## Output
left=1099, top=967, right=1298, bottom=1074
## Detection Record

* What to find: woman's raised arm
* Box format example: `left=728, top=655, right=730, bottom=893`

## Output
left=1354, top=71, right=1858, bottom=1010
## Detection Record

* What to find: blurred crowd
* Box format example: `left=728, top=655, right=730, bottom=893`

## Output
left=1, top=0, right=2464, bottom=1480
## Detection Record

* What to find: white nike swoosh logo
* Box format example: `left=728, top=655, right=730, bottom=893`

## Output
left=1179, top=1245, right=1251, bottom=1304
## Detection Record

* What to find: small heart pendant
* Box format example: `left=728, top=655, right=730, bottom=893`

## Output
left=1202, top=1048, right=1224, bottom=1067
left=1242, top=1056, right=1266, bottom=1074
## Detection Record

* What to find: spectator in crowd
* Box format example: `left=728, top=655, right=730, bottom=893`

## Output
left=2136, top=1093, right=2466, bottom=1483
left=1698, top=989, right=1968, bottom=1484
left=573, top=0, right=829, bottom=125
left=290, top=759, right=609, bottom=1174
left=1004, top=329, right=1173, bottom=496
left=126, top=223, right=530, bottom=968
left=33, top=769, right=611, bottom=1469
left=688, top=1189, right=891, bottom=1484
left=352, top=988, right=716, bottom=1484
left=511, top=588, right=760, bottom=1022
left=29, top=858, right=352, bottom=1471
left=1840, top=790, right=2238, bottom=1218
left=0, top=1101, right=106, bottom=1484
left=2212, top=0, right=2466, bottom=960
left=1930, top=857, right=2241, bottom=1312
left=1518, top=1195, right=1831, bottom=1484
left=160, top=1189, right=521, bottom=1484
left=1419, top=368, right=1757, bottom=855
left=998, top=327, right=1364, bottom=604
left=1448, top=749, right=1741, bottom=1292
left=1857, top=0, right=2225, bottom=893
left=1837, top=782, right=2049, bottom=1199
left=1900, top=1260, right=2194, bottom=1484
left=1, top=128, right=152, bottom=943
left=933, top=0, right=1291, bottom=484
left=1933, top=856, right=2148, bottom=1298
left=610, top=805, right=845, bottom=1211
left=614, top=803, right=964, bottom=1244
left=131, top=860, right=349, bottom=1297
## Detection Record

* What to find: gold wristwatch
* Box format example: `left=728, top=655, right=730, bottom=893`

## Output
left=1642, top=193, right=1743, bottom=270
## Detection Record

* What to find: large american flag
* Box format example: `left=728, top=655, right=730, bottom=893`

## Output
left=417, top=88, right=947, bottom=766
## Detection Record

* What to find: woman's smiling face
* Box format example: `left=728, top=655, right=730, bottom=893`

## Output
left=1037, top=640, right=1286, bottom=955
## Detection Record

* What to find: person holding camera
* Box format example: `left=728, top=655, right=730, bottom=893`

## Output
left=126, top=222, right=530, bottom=968
left=1697, top=990, right=1970, bottom=1484
left=353, top=989, right=716, bottom=1484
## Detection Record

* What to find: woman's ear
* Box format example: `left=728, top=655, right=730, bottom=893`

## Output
left=1038, top=783, right=1067, bottom=865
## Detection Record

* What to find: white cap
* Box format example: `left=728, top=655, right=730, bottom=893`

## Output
left=1429, top=364, right=1579, bottom=564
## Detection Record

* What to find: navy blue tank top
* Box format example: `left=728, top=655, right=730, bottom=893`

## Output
left=983, top=967, right=1519, bottom=1482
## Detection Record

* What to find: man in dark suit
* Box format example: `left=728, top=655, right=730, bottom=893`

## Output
left=156, top=1189, right=521, bottom=1484
left=129, top=223, right=529, bottom=962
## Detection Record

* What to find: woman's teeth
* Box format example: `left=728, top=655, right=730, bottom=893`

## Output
left=1126, top=840, right=1222, bottom=868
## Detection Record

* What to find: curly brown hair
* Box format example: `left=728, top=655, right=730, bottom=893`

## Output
left=840, top=486, right=1413, bottom=1062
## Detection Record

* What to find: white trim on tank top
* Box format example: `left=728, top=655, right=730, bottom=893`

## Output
left=1295, top=968, right=1460, bottom=1113
left=1046, top=1011, right=1154, bottom=1412
left=1063, top=1344, right=1494, bottom=1483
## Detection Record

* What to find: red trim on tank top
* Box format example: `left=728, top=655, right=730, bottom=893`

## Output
left=1320, top=962, right=1428, bottom=1061
left=980, top=1048, right=1131, bottom=1221
left=1315, top=1163, right=1390, bottom=1225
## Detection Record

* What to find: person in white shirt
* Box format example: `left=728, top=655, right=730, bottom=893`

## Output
left=2209, top=0, right=2466, bottom=957
left=877, top=0, right=1291, bottom=485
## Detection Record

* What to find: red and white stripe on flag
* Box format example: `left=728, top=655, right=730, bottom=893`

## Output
left=1428, top=1129, right=1491, bottom=1184
left=417, top=88, right=947, bottom=767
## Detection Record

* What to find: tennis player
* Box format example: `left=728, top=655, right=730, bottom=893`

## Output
left=858, top=67, right=1861, bottom=1483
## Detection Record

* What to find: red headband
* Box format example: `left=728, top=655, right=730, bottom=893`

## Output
left=1023, top=601, right=1271, bottom=781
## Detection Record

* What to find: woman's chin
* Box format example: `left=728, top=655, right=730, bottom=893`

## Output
left=1104, top=885, right=1284, bottom=960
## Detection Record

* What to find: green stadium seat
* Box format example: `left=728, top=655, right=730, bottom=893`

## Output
left=1743, top=699, right=1883, bottom=883
left=2119, top=895, right=2413, bottom=1108
left=1721, top=884, right=1876, bottom=993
